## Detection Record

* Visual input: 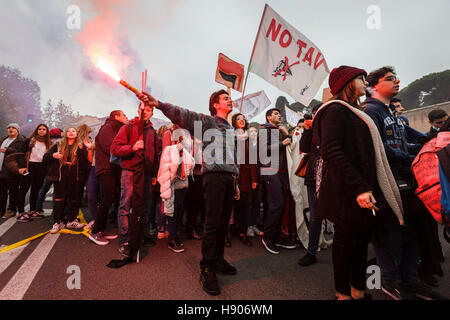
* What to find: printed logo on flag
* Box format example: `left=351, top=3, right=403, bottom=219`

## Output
left=215, top=53, right=245, bottom=92
left=249, top=5, right=329, bottom=106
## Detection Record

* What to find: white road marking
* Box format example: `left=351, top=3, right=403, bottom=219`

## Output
left=0, top=234, right=59, bottom=300
left=0, top=244, right=29, bottom=274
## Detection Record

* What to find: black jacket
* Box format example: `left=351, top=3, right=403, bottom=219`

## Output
left=258, top=123, right=290, bottom=175
left=299, top=128, right=319, bottom=187
left=313, top=102, right=385, bottom=225
left=43, top=143, right=90, bottom=182
left=95, top=118, right=123, bottom=177
left=0, top=134, right=26, bottom=176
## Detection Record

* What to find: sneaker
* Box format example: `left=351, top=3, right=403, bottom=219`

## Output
left=16, top=212, right=31, bottom=223
left=246, top=226, right=255, bottom=237
left=174, top=237, right=184, bottom=247
left=102, top=230, right=118, bottom=240
left=290, top=235, right=302, bottom=247
left=118, top=244, right=130, bottom=257
left=403, top=281, right=447, bottom=300
left=66, top=219, right=85, bottom=229
left=298, top=252, right=317, bottom=266
left=240, top=235, right=253, bottom=247
left=225, top=237, right=232, bottom=247
left=191, top=230, right=202, bottom=240
left=30, top=211, right=44, bottom=219
left=381, top=280, right=419, bottom=300
left=352, top=293, right=373, bottom=300
left=262, top=237, right=280, bottom=254
left=419, top=272, right=439, bottom=288
left=2, top=211, right=16, bottom=219
left=89, top=232, right=110, bottom=246
left=275, top=236, right=297, bottom=249
left=215, top=258, right=237, bottom=275
left=168, top=239, right=185, bottom=253
left=149, top=228, right=158, bottom=236
left=199, top=268, right=220, bottom=296
left=158, top=230, right=169, bottom=239
left=50, top=222, right=65, bottom=234
left=252, top=225, right=264, bottom=236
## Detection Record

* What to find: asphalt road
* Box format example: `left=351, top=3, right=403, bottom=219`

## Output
left=0, top=191, right=449, bottom=301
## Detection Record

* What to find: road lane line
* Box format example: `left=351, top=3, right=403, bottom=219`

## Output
left=0, top=244, right=29, bottom=274
left=0, top=234, right=59, bottom=300
left=0, top=218, right=17, bottom=238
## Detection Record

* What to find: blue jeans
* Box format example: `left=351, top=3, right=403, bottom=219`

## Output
left=142, top=175, right=155, bottom=232
left=262, top=172, right=289, bottom=240
left=118, top=170, right=134, bottom=245
left=86, top=167, right=100, bottom=221
left=307, top=185, right=322, bottom=254
left=36, top=178, right=53, bottom=212
left=167, top=188, right=187, bottom=239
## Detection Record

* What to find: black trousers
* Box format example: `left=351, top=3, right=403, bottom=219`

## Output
left=17, top=162, right=46, bottom=213
left=185, top=174, right=205, bottom=232
left=92, top=170, right=120, bottom=234
left=53, top=166, right=80, bottom=223
left=200, top=172, right=235, bottom=269
left=332, top=218, right=373, bottom=296
left=0, top=175, right=20, bottom=214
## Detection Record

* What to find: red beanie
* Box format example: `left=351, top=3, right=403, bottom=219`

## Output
left=49, top=128, right=62, bottom=138
left=329, top=65, right=367, bottom=96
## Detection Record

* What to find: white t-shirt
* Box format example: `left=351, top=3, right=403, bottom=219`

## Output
left=29, top=141, right=47, bottom=163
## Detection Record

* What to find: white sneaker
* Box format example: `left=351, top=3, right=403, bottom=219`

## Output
left=50, top=222, right=64, bottom=234
left=247, top=226, right=255, bottom=237
left=66, top=219, right=85, bottom=229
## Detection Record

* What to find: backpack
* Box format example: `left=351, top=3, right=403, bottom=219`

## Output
left=411, top=132, right=450, bottom=225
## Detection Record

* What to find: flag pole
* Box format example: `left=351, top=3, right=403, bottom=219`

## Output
left=240, top=3, right=268, bottom=112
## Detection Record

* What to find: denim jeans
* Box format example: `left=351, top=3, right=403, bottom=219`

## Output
left=118, top=170, right=134, bottom=245
left=167, top=188, right=187, bottom=239
left=307, top=185, right=322, bottom=254
left=262, top=172, right=289, bottom=240
left=142, top=175, right=156, bottom=232
left=86, top=167, right=100, bottom=221
left=36, top=178, right=53, bottom=212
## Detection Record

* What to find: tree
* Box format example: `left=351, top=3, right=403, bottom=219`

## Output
left=0, top=65, right=42, bottom=135
left=42, top=99, right=81, bottom=130
left=397, top=70, right=450, bottom=110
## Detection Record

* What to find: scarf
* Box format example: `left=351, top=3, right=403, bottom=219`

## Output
left=316, top=100, right=404, bottom=225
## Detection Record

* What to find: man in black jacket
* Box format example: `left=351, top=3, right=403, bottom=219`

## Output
left=259, top=108, right=296, bottom=255
left=0, top=123, right=26, bottom=219
left=89, top=110, right=127, bottom=246
left=365, top=66, right=443, bottom=299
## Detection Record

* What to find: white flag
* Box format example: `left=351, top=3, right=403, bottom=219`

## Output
left=231, top=90, right=271, bottom=120
left=285, top=106, right=302, bottom=127
left=249, top=4, right=329, bottom=106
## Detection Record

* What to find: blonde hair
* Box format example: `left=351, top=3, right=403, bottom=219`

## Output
left=59, top=127, right=80, bottom=165
left=76, top=124, right=92, bottom=144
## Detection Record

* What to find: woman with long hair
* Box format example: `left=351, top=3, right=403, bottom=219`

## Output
left=43, top=127, right=93, bottom=233
left=313, top=66, right=403, bottom=300
left=231, top=113, right=258, bottom=246
left=16, top=124, right=52, bottom=222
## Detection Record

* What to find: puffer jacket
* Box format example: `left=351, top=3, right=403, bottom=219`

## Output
left=157, top=144, right=195, bottom=200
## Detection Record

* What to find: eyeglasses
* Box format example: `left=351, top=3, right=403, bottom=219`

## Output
left=381, top=75, right=399, bottom=82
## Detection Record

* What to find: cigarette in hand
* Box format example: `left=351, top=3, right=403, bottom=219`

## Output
left=371, top=208, right=376, bottom=217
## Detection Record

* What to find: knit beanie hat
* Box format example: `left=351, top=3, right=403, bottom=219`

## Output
left=7, top=123, right=20, bottom=132
left=49, top=128, right=62, bottom=138
left=329, top=66, right=367, bottom=96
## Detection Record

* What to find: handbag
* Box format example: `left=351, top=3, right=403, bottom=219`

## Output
left=295, top=154, right=309, bottom=178
left=4, top=152, right=25, bottom=175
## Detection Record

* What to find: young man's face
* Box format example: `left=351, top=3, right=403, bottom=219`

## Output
left=214, top=93, right=232, bottom=115
left=431, top=115, right=448, bottom=129
left=142, top=104, right=154, bottom=121
left=115, top=111, right=128, bottom=125
left=267, top=110, right=282, bottom=126
left=393, top=102, right=404, bottom=115
left=374, top=72, right=400, bottom=99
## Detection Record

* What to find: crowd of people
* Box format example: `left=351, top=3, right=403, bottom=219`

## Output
left=0, top=65, right=449, bottom=300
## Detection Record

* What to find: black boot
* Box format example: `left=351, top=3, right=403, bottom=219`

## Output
left=200, top=268, right=221, bottom=296
left=298, top=252, right=317, bottom=266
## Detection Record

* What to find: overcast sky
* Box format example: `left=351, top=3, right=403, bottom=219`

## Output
left=1, top=0, right=449, bottom=123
